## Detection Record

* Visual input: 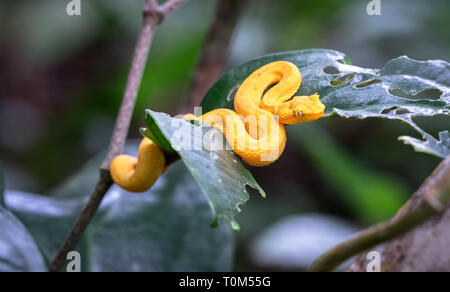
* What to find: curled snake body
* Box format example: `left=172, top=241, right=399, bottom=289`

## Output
left=111, top=61, right=325, bottom=192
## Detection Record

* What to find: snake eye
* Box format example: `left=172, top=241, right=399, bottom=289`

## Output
left=295, top=110, right=304, bottom=118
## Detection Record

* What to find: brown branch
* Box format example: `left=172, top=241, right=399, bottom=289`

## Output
left=180, top=0, right=245, bottom=112
left=308, top=155, right=450, bottom=272
left=160, top=0, right=187, bottom=18
left=48, top=170, right=113, bottom=272
left=49, top=0, right=188, bottom=272
left=101, top=10, right=157, bottom=171
left=347, top=155, right=450, bottom=272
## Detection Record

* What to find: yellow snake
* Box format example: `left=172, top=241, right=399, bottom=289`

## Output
left=111, top=61, right=325, bottom=192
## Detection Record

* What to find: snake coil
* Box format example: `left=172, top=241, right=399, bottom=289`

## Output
left=111, top=61, right=325, bottom=192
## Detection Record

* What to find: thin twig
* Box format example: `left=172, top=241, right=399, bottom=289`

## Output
left=49, top=170, right=113, bottom=272
left=160, top=0, right=187, bottom=17
left=101, top=10, right=158, bottom=171
left=308, top=155, right=450, bottom=272
left=180, top=0, right=245, bottom=112
left=49, top=0, right=188, bottom=272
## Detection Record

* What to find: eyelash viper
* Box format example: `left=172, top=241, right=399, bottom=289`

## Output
left=110, top=61, right=325, bottom=192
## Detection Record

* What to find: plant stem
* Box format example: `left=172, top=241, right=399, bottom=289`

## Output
left=49, top=0, right=188, bottom=272
left=160, top=0, right=187, bottom=17
left=49, top=170, right=113, bottom=272
left=308, top=155, right=450, bottom=272
left=101, top=7, right=158, bottom=171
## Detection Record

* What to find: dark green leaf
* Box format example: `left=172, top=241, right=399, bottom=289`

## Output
left=87, top=162, right=234, bottom=272
left=143, top=110, right=265, bottom=230
left=6, top=152, right=234, bottom=271
left=202, top=49, right=351, bottom=112
left=201, top=50, right=450, bottom=158
left=0, top=206, right=47, bottom=272
left=142, top=112, right=176, bottom=154
left=5, top=191, right=85, bottom=270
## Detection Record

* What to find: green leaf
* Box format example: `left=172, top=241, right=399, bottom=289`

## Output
left=88, top=163, right=234, bottom=272
left=399, top=131, right=450, bottom=158
left=0, top=161, right=4, bottom=207
left=0, top=206, right=47, bottom=272
left=5, top=191, right=85, bottom=270
left=201, top=49, right=450, bottom=158
left=6, top=157, right=233, bottom=271
left=143, top=110, right=265, bottom=230
left=202, top=49, right=352, bottom=112
left=142, top=113, right=176, bottom=154
left=289, top=124, right=408, bottom=224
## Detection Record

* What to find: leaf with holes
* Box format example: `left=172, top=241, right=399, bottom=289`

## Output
left=201, top=49, right=450, bottom=158
left=143, top=110, right=265, bottom=230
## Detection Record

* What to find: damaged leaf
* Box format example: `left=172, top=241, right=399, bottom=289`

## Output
left=201, top=50, right=450, bottom=158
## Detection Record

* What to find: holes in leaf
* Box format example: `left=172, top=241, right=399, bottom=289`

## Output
left=388, top=88, right=442, bottom=100
left=413, top=115, right=450, bottom=140
left=354, top=79, right=381, bottom=88
left=323, top=66, right=340, bottom=74
left=395, top=108, right=411, bottom=115
left=330, top=73, right=355, bottom=86
left=413, top=88, right=442, bottom=100
left=380, top=106, right=411, bottom=115
left=380, top=106, right=397, bottom=114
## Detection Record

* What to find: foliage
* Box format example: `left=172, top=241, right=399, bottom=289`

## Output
left=202, top=49, right=450, bottom=158
left=0, top=206, right=46, bottom=272
left=1, top=49, right=448, bottom=271
left=1, top=145, right=233, bottom=272
left=143, top=110, right=265, bottom=230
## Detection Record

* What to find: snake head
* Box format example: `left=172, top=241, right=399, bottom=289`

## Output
left=294, top=93, right=325, bottom=122
left=277, top=93, right=325, bottom=124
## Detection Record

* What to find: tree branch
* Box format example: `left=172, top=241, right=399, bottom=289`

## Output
left=308, top=155, right=450, bottom=272
left=49, top=0, right=188, bottom=272
left=180, top=0, right=245, bottom=112
left=160, top=0, right=188, bottom=17
left=101, top=9, right=157, bottom=171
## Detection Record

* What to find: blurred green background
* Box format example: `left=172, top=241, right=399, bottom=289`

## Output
left=0, top=0, right=449, bottom=271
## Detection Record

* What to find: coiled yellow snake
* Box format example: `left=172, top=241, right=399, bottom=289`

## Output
left=111, top=61, right=325, bottom=192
